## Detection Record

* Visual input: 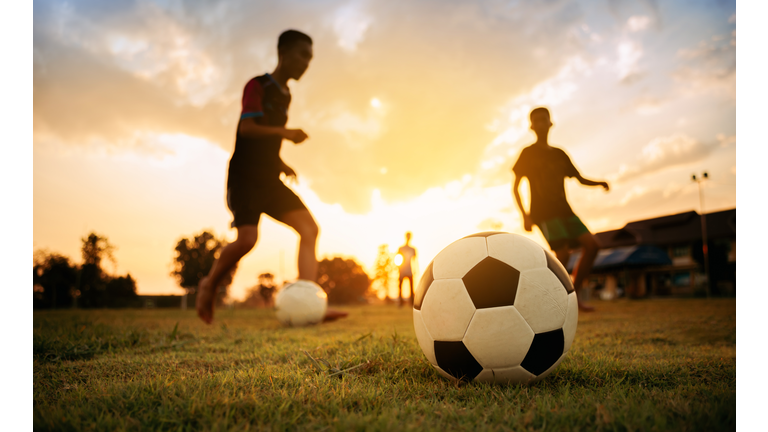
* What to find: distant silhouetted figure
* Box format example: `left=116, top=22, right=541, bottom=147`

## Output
left=259, top=285, right=276, bottom=308
left=258, top=273, right=277, bottom=308
left=512, top=107, right=609, bottom=312
left=196, top=30, right=346, bottom=324
left=397, top=232, right=417, bottom=307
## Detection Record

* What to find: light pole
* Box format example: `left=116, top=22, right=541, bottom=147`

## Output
left=692, top=172, right=711, bottom=298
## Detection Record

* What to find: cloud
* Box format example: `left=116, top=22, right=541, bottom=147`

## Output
left=716, top=134, right=736, bottom=148
left=38, top=0, right=229, bottom=107
left=612, top=134, right=715, bottom=183
left=34, top=0, right=734, bottom=216
left=632, top=95, right=666, bottom=115
left=607, top=0, right=663, bottom=30
left=618, top=185, right=649, bottom=206
left=35, top=0, right=602, bottom=214
left=475, top=55, right=594, bottom=187
left=332, top=1, right=372, bottom=52
left=616, top=40, right=644, bottom=83
left=627, top=15, right=652, bottom=32
left=276, top=0, right=600, bottom=212
left=672, top=18, right=735, bottom=100
left=326, top=103, right=387, bottom=148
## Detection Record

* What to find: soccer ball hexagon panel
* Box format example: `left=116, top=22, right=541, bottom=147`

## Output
left=413, top=232, right=578, bottom=384
left=515, top=268, right=569, bottom=333
left=421, top=279, right=476, bottom=341
left=462, top=306, right=534, bottom=369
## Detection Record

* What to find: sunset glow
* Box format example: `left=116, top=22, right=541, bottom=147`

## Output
left=33, top=0, right=736, bottom=301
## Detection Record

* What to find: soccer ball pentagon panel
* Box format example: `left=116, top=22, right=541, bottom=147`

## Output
left=412, top=232, right=578, bottom=384
left=275, top=280, right=328, bottom=327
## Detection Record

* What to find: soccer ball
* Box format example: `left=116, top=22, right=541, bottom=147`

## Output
left=275, top=280, right=328, bottom=327
left=413, top=232, right=578, bottom=384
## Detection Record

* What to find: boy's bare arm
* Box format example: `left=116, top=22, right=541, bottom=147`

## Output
left=238, top=118, right=308, bottom=144
left=574, top=172, right=609, bottom=191
left=512, top=174, right=533, bottom=231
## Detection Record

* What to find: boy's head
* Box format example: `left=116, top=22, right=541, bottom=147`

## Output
left=277, top=30, right=313, bottom=80
left=405, top=232, right=412, bottom=242
left=529, top=107, right=553, bottom=137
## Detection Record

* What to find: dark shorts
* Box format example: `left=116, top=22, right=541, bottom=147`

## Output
left=537, top=215, right=590, bottom=250
left=227, top=182, right=307, bottom=228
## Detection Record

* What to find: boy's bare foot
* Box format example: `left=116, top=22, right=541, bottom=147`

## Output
left=322, top=309, right=349, bottom=322
left=578, top=301, right=595, bottom=312
left=196, top=277, right=216, bottom=324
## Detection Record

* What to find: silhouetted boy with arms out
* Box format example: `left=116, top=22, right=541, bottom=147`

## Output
left=197, top=30, right=346, bottom=324
left=512, top=107, right=609, bottom=312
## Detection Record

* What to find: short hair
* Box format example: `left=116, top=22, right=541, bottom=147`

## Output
left=529, top=107, right=550, bottom=121
left=278, top=30, right=312, bottom=54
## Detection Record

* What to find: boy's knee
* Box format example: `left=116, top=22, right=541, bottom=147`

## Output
left=236, top=230, right=259, bottom=251
left=240, top=237, right=257, bottom=252
left=555, top=247, right=570, bottom=260
left=301, top=219, right=319, bottom=240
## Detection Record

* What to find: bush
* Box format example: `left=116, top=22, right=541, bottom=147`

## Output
left=317, top=257, right=371, bottom=304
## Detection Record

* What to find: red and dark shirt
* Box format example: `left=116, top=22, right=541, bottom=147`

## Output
left=227, top=74, right=291, bottom=189
left=512, top=144, right=580, bottom=224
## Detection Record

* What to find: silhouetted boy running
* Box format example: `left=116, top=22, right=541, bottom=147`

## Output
left=197, top=30, right=346, bottom=324
left=396, top=232, right=417, bottom=307
left=512, top=107, right=609, bottom=311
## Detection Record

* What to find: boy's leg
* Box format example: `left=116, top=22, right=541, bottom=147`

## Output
left=554, top=246, right=571, bottom=269
left=540, top=218, right=571, bottom=267
left=572, top=232, right=599, bottom=311
left=197, top=225, right=258, bottom=324
left=275, top=209, right=319, bottom=281
left=398, top=276, right=404, bottom=306
left=407, top=276, right=414, bottom=306
left=277, top=208, right=349, bottom=322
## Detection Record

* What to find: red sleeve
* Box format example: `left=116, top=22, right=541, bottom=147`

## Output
left=240, top=79, right=264, bottom=118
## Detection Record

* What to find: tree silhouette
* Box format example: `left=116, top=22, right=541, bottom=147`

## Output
left=34, top=233, right=138, bottom=309
left=372, top=245, right=397, bottom=299
left=77, top=232, right=134, bottom=308
left=33, top=250, right=77, bottom=309
left=239, top=285, right=263, bottom=308
left=171, top=230, right=235, bottom=306
left=317, top=257, right=371, bottom=304
left=104, top=274, right=139, bottom=308
left=81, top=232, right=116, bottom=268
left=239, top=272, right=277, bottom=308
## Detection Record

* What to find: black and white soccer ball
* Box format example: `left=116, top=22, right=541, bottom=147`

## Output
left=413, top=232, right=578, bottom=384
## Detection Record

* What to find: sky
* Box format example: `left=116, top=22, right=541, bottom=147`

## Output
left=31, top=0, right=737, bottom=300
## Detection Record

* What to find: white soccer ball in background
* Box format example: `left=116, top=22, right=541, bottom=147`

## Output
left=413, top=232, right=578, bottom=384
left=275, top=280, right=328, bottom=327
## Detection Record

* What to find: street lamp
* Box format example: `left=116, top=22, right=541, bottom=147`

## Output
left=692, top=172, right=711, bottom=298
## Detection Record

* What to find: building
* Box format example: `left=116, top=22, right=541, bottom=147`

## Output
left=567, top=208, right=736, bottom=299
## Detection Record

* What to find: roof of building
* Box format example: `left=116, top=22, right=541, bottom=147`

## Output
left=566, top=245, right=673, bottom=272
left=594, top=208, right=735, bottom=248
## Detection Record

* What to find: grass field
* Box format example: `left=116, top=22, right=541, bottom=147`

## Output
left=33, top=298, right=736, bottom=431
